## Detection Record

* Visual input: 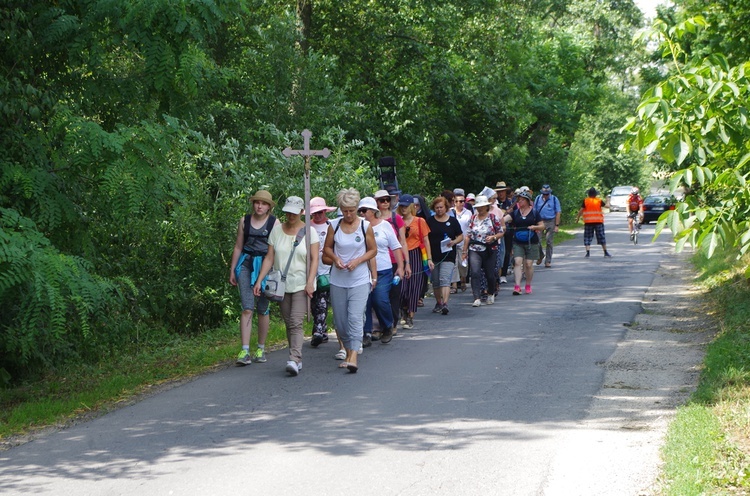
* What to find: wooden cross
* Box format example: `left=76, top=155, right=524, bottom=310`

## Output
left=281, top=130, right=330, bottom=313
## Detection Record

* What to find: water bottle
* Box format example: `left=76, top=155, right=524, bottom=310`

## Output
left=392, top=275, right=401, bottom=286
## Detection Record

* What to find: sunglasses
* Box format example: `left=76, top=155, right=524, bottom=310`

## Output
left=357, top=208, right=368, bottom=215
left=405, top=226, right=411, bottom=237
left=377, top=197, right=391, bottom=203
left=456, top=200, right=465, bottom=203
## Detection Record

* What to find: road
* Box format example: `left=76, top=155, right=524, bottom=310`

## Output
left=0, top=213, right=697, bottom=495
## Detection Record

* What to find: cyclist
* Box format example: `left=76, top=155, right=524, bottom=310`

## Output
left=627, top=187, right=644, bottom=240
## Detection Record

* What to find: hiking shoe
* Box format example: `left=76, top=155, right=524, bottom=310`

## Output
left=585, top=251, right=590, bottom=258
left=513, top=285, right=521, bottom=295
left=381, top=326, right=394, bottom=344
left=334, top=349, right=346, bottom=360
left=285, top=360, right=299, bottom=376
left=472, top=299, right=481, bottom=307
left=236, top=349, right=252, bottom=366
left=604, top=251, right=612, bottom=258
left=525, top=285, right=532, bottom=294
left=311, top=332, right=327, bottom=347
left=487, top=294, right=495, bottom=305
left=441, top=304, right=449, bottom=315
left=371, top=331, right=381, bottom=341
left=363, top=334, right=372, bottom=348
left=432, top=303, right=443, bottom=313
left=358, top=346, right=363, bottom=354
left=253, top=348, right=267, bottom=363
left=630, top=232, right=635, bottom=241
left=403, top=316, right=414, bottom=329
left=500, top=276, right=507, bottom=284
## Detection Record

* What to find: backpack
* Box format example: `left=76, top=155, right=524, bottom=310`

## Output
left=628, top=195, right=641, bottom=211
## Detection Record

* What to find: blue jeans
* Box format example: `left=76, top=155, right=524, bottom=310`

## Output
left=364, top=269, right=394, bottom=334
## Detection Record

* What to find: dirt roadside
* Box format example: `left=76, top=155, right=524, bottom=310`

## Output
left=543, top=247, right=717, bottom=495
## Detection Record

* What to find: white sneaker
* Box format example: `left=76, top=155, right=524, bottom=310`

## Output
left=334, top=349, right=346, bottom=360
left=358, top=346, right=363, bottom=355
left=285, top=360, right=299, bottom=376
left=472, top=299, right=481, bottom=307
left=500, top=276, right=507, bottom=284
left=487, top=295, right=495, bottom=305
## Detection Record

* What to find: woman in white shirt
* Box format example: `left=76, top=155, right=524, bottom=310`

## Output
left=322, top=189, right=377, bottom=373
left=253, top=196, right=319, bottom=376
left=359, top=197, right=404, bottom=347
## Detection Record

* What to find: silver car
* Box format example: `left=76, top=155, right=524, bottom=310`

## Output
left=608, top=186, right=634, bottom=212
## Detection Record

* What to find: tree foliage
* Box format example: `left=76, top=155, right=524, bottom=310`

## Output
left=623, top=17, right=750, bottom=261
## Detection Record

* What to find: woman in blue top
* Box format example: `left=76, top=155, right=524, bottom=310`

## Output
left=503, top=191, right=544, bottom=295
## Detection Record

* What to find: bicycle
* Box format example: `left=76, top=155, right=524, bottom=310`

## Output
left=632, top=218, right=642, bottom=245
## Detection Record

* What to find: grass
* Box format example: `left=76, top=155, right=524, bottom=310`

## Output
left=657, top=249, right=750, bottom=494
left=0, top=313, right=310, bottom=441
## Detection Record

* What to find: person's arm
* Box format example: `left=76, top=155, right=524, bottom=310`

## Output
left=322, top=224, right=338, bottom=267
left=253, top=244, right=275, bottom=296
left=399, top=224, right=411, bottom=279
left=306, top=241, right=319, bottom=298
left=229, top=218, right=244, bottom=286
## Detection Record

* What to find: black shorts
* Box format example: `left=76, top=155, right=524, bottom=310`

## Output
left=628, top=211, right=639, bottom=219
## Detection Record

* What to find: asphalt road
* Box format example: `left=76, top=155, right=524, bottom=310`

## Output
left=1, top=213, right=679, bottom=496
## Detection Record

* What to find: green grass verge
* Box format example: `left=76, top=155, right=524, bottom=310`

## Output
left=0, top=314, right=310, bottom=440
left=658, top=249, right=750, bottom=494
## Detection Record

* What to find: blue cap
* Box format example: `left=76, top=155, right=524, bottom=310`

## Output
left=398, top=194, right=414, bottom=206
left=541, top=184, right=552, bottom=194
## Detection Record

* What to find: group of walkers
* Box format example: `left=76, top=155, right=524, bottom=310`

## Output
left=229, top=180, right=614, bottom=376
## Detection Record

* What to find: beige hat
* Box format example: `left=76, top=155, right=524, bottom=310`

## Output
left=282, top=196, right=304, bottom=215
left=473, top=195, right=492, bottom=208
left=309, top=196, right=336, bottom=214
left=249, top=190, right=275, bottom=208
left=494, top=181, right=512, bottom=191
left=373, top=189, right=390, bottom=199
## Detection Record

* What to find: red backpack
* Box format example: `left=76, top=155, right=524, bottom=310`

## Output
left=628, top=194, right=641, bottom=211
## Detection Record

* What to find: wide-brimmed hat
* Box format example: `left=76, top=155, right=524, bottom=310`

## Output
left=494, top=181, right=512, bottom=191
left=358, top=197, right=381, bottom=217
left=473, top=195, right=492, bottom=208
left=309, top=196, right=336, bottom=214
left=540, top=184, right=552, bottom=195
left=373, top=189, right=391, bottom=199
left=479, top=186, right=496, bottom=199
left=398, top=194, right=414, bottom=207
left=517, top=191, right=533, bottom=202
left=249, top=190, right=275, bottom=208
left=385, top=184, right=402, bottom=195
left=282, top=196, right=304, bottom=215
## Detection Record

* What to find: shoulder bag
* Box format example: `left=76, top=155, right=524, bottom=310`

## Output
left=263, top=227, right=305, bottom=302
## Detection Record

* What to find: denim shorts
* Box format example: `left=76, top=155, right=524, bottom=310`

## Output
left=237, top=262, right=270, bottom=315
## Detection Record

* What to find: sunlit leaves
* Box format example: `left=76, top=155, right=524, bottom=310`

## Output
left=627, top=17, right=750, bottom=259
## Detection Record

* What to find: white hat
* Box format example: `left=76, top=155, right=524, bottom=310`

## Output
left=466, top=193, right=476, bottom=201
left=473, top=195, right=492, bottom=208
left=358, top=197, right=381, bottom=218
left=282, top=196, right=304, bottom=214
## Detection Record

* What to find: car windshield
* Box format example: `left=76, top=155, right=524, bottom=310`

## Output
left=611, top=186, right=632, bottom=196
left=646, top=196, right=670, bottom=205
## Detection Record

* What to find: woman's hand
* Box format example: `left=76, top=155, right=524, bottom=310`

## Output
left=427, top=259, right=435, bottom=271
left=335, top=257, right=348, bottom=270
left=253, top=282, right=261, bottom=296
left=229, top=271, right=237, bottom=286
left=404, top=264, right=412, bottom=279
left=305, top=281, right=315, bottom=298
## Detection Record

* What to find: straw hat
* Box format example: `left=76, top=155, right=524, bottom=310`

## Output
left=309, top=196, right=336, bottom=214
left=249, top=190, right=275, bottom=208
left=494, top=181, right=511, bottom=191
left=473, top=195, right=492, bottom=208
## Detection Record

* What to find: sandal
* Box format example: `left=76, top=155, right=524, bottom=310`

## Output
left=450, top=288, right=457, bottom=294
left=347, top=363, right=358, bottom=373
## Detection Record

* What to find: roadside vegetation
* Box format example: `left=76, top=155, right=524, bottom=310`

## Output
left=659, top=248, right=750, bottom=494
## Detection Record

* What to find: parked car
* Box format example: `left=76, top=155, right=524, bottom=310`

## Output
left=642, top=194, right=676, bottom=224
left=608, top=186, right=634, bottom=212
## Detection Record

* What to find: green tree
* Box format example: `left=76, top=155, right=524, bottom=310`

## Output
left=623, top=17, right=750, bottom=260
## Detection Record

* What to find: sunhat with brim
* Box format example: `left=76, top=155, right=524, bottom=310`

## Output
left=358, top=197, right=381, bottom=217
left=473, top=195, right=492, bottom=208
left=466, top=193, right=476, bottom=201
left=249, top=190, right=276, bottom=208
left=282, top=196, right=304, bottom=215
left=540, top=185, right=552, bottom=195
left=373, top=189, right=390, bottom=199
left=309, top=196, right=336, bottom=214
left=517, top=191, right=533, bottom=202
left=398, top=194, right=414, bottom=207
left=494, top=181, right=512, bottom=191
